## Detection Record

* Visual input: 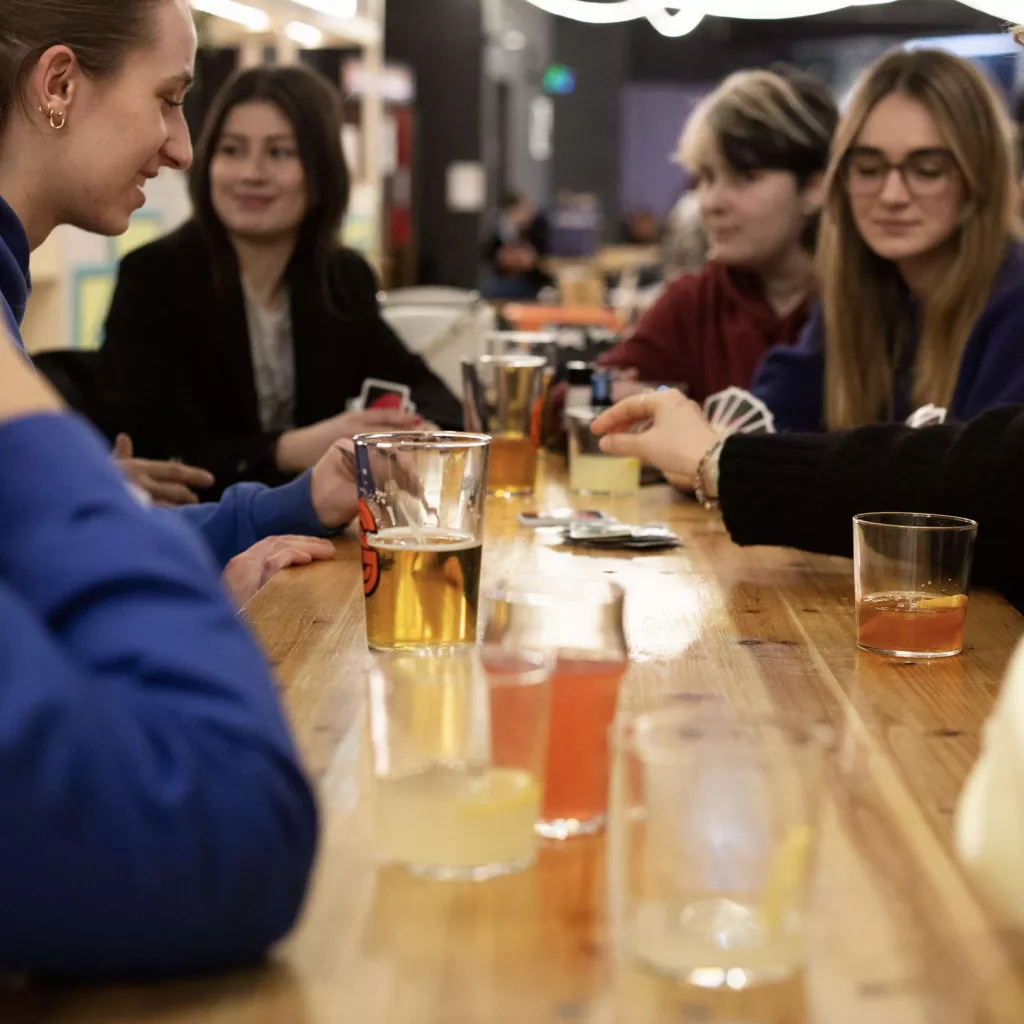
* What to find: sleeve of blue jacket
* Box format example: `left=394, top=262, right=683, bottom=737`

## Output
left=750, top=303, right=827, bottom=433
left=0, top=413, right=318, bottom=977
left=173, top=471, right=329, bottom=568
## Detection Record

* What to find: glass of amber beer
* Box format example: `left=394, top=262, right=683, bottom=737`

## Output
left=854, top=512, right=977, bottom=658
left=355, top=431, right=490, bottom=650
left=462, top=354, right=548, bottom=497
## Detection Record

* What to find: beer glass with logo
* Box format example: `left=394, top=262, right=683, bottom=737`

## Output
left=462, top=354, right=548, bottom=497
left=355, top=431, right=490, bottom=650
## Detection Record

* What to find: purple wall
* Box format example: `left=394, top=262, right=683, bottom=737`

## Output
left=620, top=83, right=709, bottom=219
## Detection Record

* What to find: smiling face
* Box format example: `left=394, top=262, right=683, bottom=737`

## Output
left=695, top=149, right=816, bottom=270
left=54, top=0, right=196, bottom=235
left=209, top=101, right=309, bottom=243
left=846, top=91, right=964, bottom=265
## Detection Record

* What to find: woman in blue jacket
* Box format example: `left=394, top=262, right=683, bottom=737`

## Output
left=0, top=0, right=332, bottom=977
left=751, top=48, right=1024, bottom=432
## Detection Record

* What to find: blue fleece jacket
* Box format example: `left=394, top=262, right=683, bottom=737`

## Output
left=0, top=413, right=318, bottom=975
left=0, top=196, right=328, bottom=566
left=751, top=244, right=1024, bottom=432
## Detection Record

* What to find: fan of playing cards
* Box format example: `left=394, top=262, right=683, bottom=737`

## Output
left=702, top=387, right=776, bottom=438
left=906, top=404, right=947, bottom=428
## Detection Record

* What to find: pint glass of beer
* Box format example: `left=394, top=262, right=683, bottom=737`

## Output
left=462, top=354, right=548, bottom=497
left=354, top=431, right=491, bottom=650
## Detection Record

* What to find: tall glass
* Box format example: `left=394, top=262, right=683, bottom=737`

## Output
left=486, top=333, right=560, bottom=450
left=854, top=512, right=977, bottom=658
left=462, top=354, right=548, bottom=497
left=354, top=431, right=490, bottom=650
left=608, top=708, right=830, bottom=1011
left=368, top=646, right=553, bottom=880
left=483, top=577, right=628, bottom=839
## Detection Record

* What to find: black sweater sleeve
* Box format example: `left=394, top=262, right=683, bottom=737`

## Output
left=719, top=405, right=1024, bottom=610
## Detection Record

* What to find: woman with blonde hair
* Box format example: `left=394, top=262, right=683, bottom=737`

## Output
left=752, top=48, right=1024, bottom=431
left=598, top=66, right=837, bottom=404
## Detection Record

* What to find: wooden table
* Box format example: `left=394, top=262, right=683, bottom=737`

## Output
left=26, top=459, right=1024, bottom=1023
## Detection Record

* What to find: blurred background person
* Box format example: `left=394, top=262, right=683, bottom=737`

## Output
left=598, top=67, right=838, bottom=404
left=99, top=65, right=461, bottom=498
left=753, top=48, right=1024, bottom=431
left=661, top=190, right=709, bottom=277
left=480, top=190, right=553, bottom=300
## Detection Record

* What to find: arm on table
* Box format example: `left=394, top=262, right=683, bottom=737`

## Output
left=719, top=405, right=1024, bottom=602
left=0, top=341, right=316, bottom=976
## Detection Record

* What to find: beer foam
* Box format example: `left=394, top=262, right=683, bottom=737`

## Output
left=368, top=527, right=480, bottom=552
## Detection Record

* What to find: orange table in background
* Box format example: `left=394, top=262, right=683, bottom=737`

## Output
left=501, top=303, right=625, bottom=332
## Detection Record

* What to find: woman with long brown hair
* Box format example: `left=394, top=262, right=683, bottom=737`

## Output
left=99, top=64, right=461, bottom=495
left=752, top=48, right=1024, bottom=431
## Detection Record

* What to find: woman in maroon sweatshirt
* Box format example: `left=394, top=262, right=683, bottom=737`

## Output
left=602, top=67, right=838, bottom=405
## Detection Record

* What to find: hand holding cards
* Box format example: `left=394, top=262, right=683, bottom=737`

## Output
left=355, top=378, right=416, bottom=414
left=702, top=387, right=775, bottom=438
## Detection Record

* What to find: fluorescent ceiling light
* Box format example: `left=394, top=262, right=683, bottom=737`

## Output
left=191, top=0, right=269, bottom=30
left=287, top=0, right=359, bottom=18
left=906, top=32, right=1021, bottom=57
left=285, top=20, right=325, bottom=46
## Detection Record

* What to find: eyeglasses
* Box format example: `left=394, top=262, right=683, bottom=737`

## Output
left=843, top=147, right=959, bottom=199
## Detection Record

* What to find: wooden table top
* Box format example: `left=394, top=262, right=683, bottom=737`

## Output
left=24, top=458, right=1024, bottom=1024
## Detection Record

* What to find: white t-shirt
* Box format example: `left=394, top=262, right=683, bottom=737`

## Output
left=241, top=281, right=296, bottom=434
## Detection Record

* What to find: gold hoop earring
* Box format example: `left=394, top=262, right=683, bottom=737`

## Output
left=39, top=106, right=66, bottom=131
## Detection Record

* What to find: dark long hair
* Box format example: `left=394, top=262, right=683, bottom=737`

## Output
left=190, top=64, right=350, bottom=307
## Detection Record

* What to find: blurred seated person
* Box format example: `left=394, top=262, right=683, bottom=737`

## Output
left=99, top=65, right=461, bottom=498
left=661, top=190, right=709, bottom=277
left=620, top=208, right=662, bottom=246
left=599, top=67, right=838, bottom=404
left=480, top=191, right=554, bottom=300
left=752, top=49, right=1024, bottom=432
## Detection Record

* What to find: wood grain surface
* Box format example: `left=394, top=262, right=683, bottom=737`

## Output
left=24, top=457, right=1024, bottom=1024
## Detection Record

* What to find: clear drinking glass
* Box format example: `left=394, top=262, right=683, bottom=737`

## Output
left=566, top=406, right=641, bottom=495
left=483, top=577, right=628, bottom=839
left=462, top=354, right=548, bottom=497
left=368, top=646, right=553, bottom=880
left=486, top=333, right=560, bottom=450
left=853, top=512, right=977, bottom=658
left=608, top=708, right=830, bottom=999
left=354, top=431, right=490, bottom=651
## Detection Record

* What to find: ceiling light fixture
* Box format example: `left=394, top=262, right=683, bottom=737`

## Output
left=191, top=0, right=269, bottom=31
left=288, top=0, right=359, bottom=18
left=520, top=1, right=1014, bottom=38
left=285, top=20, right=325, bottom=46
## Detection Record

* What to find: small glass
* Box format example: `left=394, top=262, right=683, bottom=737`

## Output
left=608, top=708, right=830, bottom=996
left=483, top=577, right=628, bottom=839
left=566, top=406, right=641, bottom=495
left=462, top=354, right=548, bottom=497
left=853, top=512, right=977, bottom=658
left=354, top=431, right=490, bottom=651
left=368, top=646, right=553, bottom=881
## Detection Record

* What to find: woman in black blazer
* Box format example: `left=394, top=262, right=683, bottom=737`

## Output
left=99, top=66, right=461, bottom=496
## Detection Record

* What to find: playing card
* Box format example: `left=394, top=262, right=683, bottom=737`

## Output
left=565, top=522, right=680, bottom=550
left=906, top=404, right=948, bottom=428
left=703, top=388, right=775, bottom=436
left=357, top=378, right=413, bottom=413
left=518, top=509, right=615, bottom=528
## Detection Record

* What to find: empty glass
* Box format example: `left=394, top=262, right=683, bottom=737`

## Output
left=608, top=708, right=830, bottom=996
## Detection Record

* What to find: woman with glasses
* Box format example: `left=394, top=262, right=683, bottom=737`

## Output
left=751, top=48, right=1024, bottom=432
left=597, top=67, right=838, bottom=405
